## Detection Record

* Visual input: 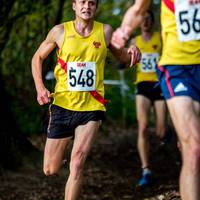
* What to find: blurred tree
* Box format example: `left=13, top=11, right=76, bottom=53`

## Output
left=0, top=0, right=38, bottom=170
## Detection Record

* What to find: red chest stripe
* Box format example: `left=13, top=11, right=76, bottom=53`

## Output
left=57, top=57, right=67, bottom=72
left=163, top=0, right=175, bottom=13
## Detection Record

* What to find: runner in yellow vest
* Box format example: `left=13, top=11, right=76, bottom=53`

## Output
left=111, top=0, right=200, bottom=199
left=32, top=0, right=141, bottom=199
left=131, top=10, right=167, bottom=187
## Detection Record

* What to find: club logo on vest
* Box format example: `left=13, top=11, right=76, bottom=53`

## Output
left=93, top=41, right=101, bottom=48
left=152, top=45, right=158, bottom=50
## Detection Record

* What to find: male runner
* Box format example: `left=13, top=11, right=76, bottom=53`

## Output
left=132, top=10, right=166, bottom=187
left=111, top=0, right=200, bottom=199
left=32, top=0, right=141, bottom=199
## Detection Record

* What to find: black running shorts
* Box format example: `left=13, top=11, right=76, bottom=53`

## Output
left=47, top=104, right=105, bottom=139
left=136, top=81, right=164, bottom=103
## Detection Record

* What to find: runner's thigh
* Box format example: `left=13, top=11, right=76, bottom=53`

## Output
left=71, top=121, right=100, bottom=159
left=136, top=95, right=151, bottom=123
left=44, top=137, right=72, bottom=171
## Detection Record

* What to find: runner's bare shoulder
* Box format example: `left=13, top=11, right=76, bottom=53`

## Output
left=48, top=24, right=64, bottom=48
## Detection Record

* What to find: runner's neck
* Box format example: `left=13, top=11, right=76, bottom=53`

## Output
left=73, top=18, right=94, bottom=37
left=141, top=31, right=153, bottom=42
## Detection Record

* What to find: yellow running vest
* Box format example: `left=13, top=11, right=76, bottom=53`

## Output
left=159, top=0, right=200, bottom=66
left=53, top=21, right=107, bottom=111
left=134, top=32, right=161, bottom=84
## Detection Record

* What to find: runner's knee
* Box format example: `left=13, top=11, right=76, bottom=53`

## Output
left=188, top=145, right=200, bottom=165
left=182, top=140, right=200, bottom=171
left=43, top=164, right=59, bottom=176
left=138, top=122, right=148, bottom=136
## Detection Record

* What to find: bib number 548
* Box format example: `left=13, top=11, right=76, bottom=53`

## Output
left=67, top=62, right=96, bottom=91
left=69, top=69, right=94, bottom=87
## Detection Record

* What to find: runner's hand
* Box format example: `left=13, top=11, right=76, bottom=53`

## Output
left=36, top=86, right=51, bottom=105
left=111, top=28, right=129, bottom=49
left=127, top=45, right=141, bottom=67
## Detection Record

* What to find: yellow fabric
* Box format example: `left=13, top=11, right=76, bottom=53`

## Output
left=159, top=0, right=200, bottom=65
left=135, top=32, right=161, bottom=84
left=53, top=21, right=107, bottom=111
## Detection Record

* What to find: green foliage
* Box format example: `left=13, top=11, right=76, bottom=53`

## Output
left=96, top=0, right=132, bottom=28
left=1, top=0, right=59, bottom=135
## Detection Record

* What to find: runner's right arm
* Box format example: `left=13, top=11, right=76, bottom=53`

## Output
left=31, top=25, right=64, bottom=105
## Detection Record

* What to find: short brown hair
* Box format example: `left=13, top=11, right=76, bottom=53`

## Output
left=72, top=0, right=99, bottom=8
left=147, top=10, right=155, bottom=24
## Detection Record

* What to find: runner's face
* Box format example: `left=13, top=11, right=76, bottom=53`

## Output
left=141, top=13, right=153, bottom=32
left=73, top=0, right=97, bottom=20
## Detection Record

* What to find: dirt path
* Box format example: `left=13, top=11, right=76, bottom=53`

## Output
left=0, top=126, right=181, bottom=200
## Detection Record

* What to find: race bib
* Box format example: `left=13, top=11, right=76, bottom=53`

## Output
left=140, top=53, right=159, bottom=73
left=67, top=62, right=96, bottom=91
left=175, top=0, right=200, bottom=42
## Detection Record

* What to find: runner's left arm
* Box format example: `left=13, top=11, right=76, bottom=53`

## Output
left=104, top=24, right=141, bottom=67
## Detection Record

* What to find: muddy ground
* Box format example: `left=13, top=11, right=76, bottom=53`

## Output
left=0, top=125, right=181, bottom=200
